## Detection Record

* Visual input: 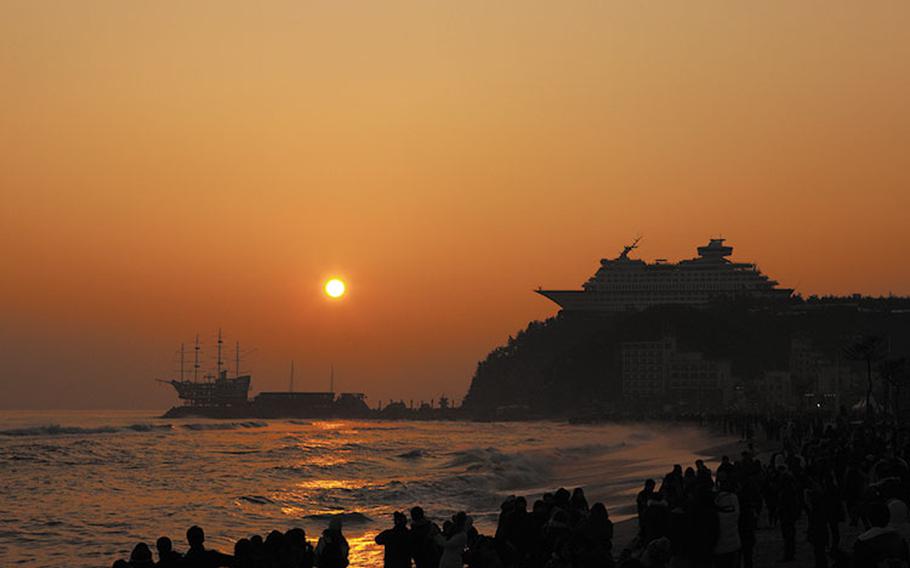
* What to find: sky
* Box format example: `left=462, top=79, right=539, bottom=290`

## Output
left=1, top=1, right=909, bottom=409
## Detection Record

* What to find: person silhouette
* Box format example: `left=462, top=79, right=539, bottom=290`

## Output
left=436, top=512, right=468, bottom=568
left=315, top=519, right=350, bottom=568
left=155, top=536, right=182, bottom=568
left=128, top=543, right=155, bottom=568
left=853, top=502, right=910, bottom=568
left=409, top=506, right=441, bottom=568
left=285, top=527, right=315, bottom=568
left=375, top=511, right=411, bottom=568
left=183, top=525, right=232, bottom=568
left=232, top=538, right=255, bottom=568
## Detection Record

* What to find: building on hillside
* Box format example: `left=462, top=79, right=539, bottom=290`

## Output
left=621, top=337, right=732, bottom=407
left=790, top=336, right=859, bottom=409
left=754, top=371, right=794, bottom=409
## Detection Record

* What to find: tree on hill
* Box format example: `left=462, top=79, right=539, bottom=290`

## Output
left=880, top=357, right=908, bottom=421
left=843, top=335, right=884, bottom=419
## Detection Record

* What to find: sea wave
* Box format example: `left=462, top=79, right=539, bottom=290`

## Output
left=397, top=449, right=428, bottom=459
left=554, top=442, right=626, bottom=457
left=303, top=511, right=372, bottom=524
left=124, top=423, right=173, bottom=432
left=237, top=495, right=275, bottom=505
left=0, top=423, right=171, bottom=437
left=181, top=421, right=268, bottom=431
left=444, top=447, right=552, bottom=490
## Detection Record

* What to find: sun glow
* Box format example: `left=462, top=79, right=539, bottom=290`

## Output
left=324, top=278, right=346, bottom=299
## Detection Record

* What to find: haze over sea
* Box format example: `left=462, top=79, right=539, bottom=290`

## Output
left=0, top=412, right=732, bottom=567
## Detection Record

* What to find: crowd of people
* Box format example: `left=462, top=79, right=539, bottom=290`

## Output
left=109, top=489, right=614, bottom=568
left=629, top=412, right=910, bottom=568
left=111, top=412, right=910, bottom=568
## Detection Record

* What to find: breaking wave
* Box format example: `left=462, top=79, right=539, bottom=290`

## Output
left=444, top=447, right=552, bottom=490
left=124, top=423, right=174, bottom=432
left=0, top=421, right=272, bottom=437
left=181, top=421, right=268, bottom=431
left=0, top=424, right=171, bottom=437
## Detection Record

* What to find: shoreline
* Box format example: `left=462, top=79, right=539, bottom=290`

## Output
left=3, top=413, right=780, bottom=566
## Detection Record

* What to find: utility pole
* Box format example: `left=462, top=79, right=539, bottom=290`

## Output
left=193, top=335, right=200, bottom=382
left=216, top=328, right=223, bottom=378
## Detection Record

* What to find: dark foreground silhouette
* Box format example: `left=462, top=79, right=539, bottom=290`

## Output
left=112, top=413, right=910, bottom=568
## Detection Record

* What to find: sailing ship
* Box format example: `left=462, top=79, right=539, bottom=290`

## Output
left=159, top=331, right=369, bottom=418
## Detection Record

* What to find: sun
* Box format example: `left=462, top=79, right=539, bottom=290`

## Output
left=324, top=278, right=346, bottom=299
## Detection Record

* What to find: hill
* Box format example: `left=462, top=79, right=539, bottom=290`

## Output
left=462, top=297, right=910, bottom=418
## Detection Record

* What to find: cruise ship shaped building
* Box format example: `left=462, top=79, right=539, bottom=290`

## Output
left=537, top=238, right=792, bottom=312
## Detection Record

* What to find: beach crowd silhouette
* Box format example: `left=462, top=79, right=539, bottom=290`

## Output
left=112, top=411, right=910, bottom=568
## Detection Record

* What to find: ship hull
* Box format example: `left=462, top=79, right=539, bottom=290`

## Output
left=161, top=396, right=373, bottom=420
left=162, top=405, right=254, bottom=419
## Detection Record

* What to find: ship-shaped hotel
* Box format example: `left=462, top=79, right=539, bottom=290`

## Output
left=537, top=238, right=792, bottom=312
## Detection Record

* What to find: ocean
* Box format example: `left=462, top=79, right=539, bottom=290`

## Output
left=0, top=411, right=734, bottom=567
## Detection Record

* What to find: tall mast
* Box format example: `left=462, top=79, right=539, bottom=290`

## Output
left=330, top=364, right=334, bottom=393
left=289, top=361, right=295, bottom=393
left=179, top=343, right=185, bottom=381
left=193, top=334, right=200, bottom=382
left=216, top=328, right=223, bottom=378
left=235, top=341, right=240, bottom=377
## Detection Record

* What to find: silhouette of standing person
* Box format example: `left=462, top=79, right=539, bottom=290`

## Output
left=436, top=512, right=468, bottom=568
left=315, top=519, right=350, bottom=568
left=409, top=506, right=442, bottom=568
left=777, top=470, right=801, bottom=562
left=636, top=479, right=656, bottom=530
left=375, top=511, right=412, bottom=568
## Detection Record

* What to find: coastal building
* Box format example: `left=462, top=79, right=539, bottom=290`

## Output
left=537, top=238, right=792, bottom=312
left=754, top=371, right=794, bottom=409
left=621, top=337, right=732, bottom=407
left=621, top=337, right=673, bottom=398
left=790, top=336, right=859, bottom=408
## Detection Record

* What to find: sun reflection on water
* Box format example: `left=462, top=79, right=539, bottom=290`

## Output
left=0, top=414, right=735, bottom=567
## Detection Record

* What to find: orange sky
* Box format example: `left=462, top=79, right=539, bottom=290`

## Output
left=1, top=1, right=908, bottom=409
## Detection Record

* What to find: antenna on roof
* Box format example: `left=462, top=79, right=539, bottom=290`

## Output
left=619, top=235, right=643, bottom=259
